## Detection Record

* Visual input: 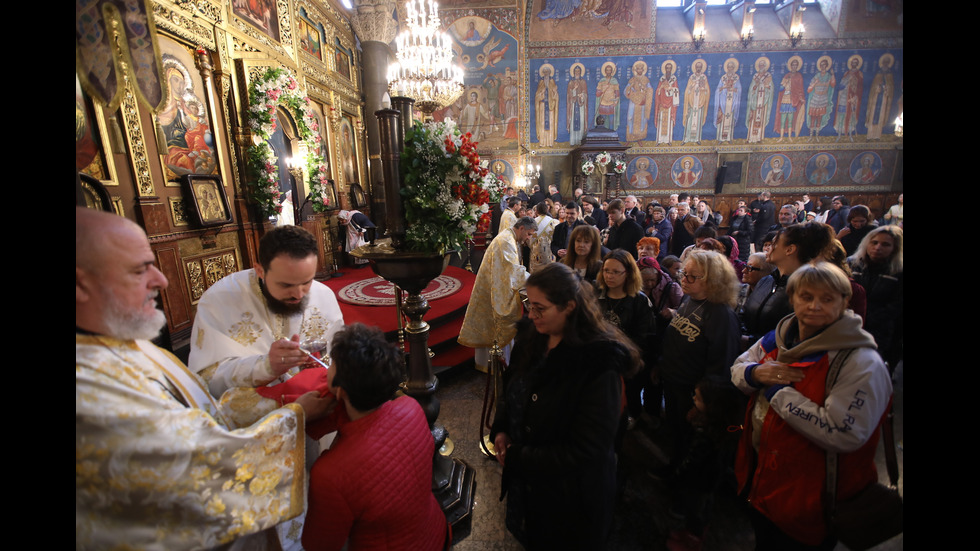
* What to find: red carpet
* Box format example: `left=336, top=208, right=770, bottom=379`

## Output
left=319, top=265, right=475, bottom=370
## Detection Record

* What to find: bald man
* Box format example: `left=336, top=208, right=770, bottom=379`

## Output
left=76, top=207, right=331, bottom=549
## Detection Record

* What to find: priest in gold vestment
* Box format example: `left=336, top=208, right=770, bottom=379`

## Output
left=76, top=208, right=333, bottom=550
left=458, top=217, right=536, bottom=369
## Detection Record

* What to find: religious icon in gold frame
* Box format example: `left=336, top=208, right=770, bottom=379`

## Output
left=182, top=174, right=232, bottom=227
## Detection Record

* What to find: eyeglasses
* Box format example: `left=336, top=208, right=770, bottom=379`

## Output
left=522, top=297, right=555, bottom=318
left=602, top=269, right=626, bottom=277
left=678, top=270, right=705, bottom=283
left=745, top=265, right=764, bottom=272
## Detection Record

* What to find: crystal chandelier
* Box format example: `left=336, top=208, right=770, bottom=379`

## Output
left=388, top=0, right=464, bottom=115
left=518, top=159, right=541, bottom=182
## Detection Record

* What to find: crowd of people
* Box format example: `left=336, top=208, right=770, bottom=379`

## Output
left=78, top=181, right=902, bottom=549
left=480, top=186, right=902, bottom=550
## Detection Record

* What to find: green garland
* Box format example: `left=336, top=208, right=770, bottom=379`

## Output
left=245, top=68, right=332, bottom=217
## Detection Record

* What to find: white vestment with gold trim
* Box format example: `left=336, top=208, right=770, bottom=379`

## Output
left=188, top=269, right=344, bottom=398
left=458, top=228, right=528, bottom=351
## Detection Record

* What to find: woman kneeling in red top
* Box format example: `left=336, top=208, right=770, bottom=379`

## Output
left=303, top=323, right=447, bottom=551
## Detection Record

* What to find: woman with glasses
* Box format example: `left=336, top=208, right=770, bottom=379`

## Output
left=597, top=249, right=656, bottom=426
left=659, top=250, right=740, bottom=472
left=491, top=262, right=641, bottom=550
left=737, top=252, right=775, bottom=317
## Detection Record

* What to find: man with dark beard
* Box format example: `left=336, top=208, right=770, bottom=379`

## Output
left=189, top=225, right=345, bottom=399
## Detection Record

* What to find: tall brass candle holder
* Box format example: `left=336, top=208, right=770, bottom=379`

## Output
left=350, top=99, right=475, bottom=536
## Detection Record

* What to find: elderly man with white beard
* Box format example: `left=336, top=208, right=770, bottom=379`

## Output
left=76, top=207, right=332, bottom=550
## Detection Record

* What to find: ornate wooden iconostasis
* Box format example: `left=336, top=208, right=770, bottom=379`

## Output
left=76, top=0, right=371, bottom=351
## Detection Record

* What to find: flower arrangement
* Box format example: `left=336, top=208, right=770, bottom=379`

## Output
left=400, top=120, right=493, bottom=253
left=246, top=68, right=331, bottom=217
left=581, top=160, right=595, bottom=175
left=480, top=160, right=506, bottom=205
left=595, top=151, right=612, bottom=167
left=613, top=159, right=626, bottom=174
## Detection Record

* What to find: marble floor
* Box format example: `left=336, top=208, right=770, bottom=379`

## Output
left=433, top=361, right=904, bottom=550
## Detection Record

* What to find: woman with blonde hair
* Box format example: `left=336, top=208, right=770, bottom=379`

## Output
left=561, top=224, right=604, bottom=283
left=660, top=250, right=740, bottom=467
left=849, top=225, right=903, bottom=368
left=658, top=250, right=741, bottom=542
left=732, top=262, right=891, bottom=549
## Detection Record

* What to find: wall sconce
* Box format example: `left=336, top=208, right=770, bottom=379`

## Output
left=790, top=5, right=806, bottom=47
left=790, top=24, right=805, bottom=47
left=693, top=7, right=706, bottom=50
left=693, top=28, right=706, bottom=50
left=740, top=27, right=754, bottom=48
left=894, top=113, right=903, bottom=137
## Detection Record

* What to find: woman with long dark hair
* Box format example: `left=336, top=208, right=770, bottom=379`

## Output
left=561, top=224, right=604, bottom=283
left=491, top=262, right=641, bottom=550
left=740, top=222, right=834, bottom=346
left=836, top=204, right=874, bottom=256
left=597, top=249, right=655, bottom=424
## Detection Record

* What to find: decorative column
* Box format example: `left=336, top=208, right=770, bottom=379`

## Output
left=352, top=0, right=398, bottom=236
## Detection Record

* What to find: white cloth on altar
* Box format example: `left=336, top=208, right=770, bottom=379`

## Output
left=76, top=333, right=306, bottom=550
left=188, top=269, right=344, bottom=398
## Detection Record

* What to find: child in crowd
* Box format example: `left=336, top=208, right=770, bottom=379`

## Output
left=667, top=376, right=744, bottom=551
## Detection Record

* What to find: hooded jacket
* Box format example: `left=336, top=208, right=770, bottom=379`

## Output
left=731, top=311, right=892, bottom=545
